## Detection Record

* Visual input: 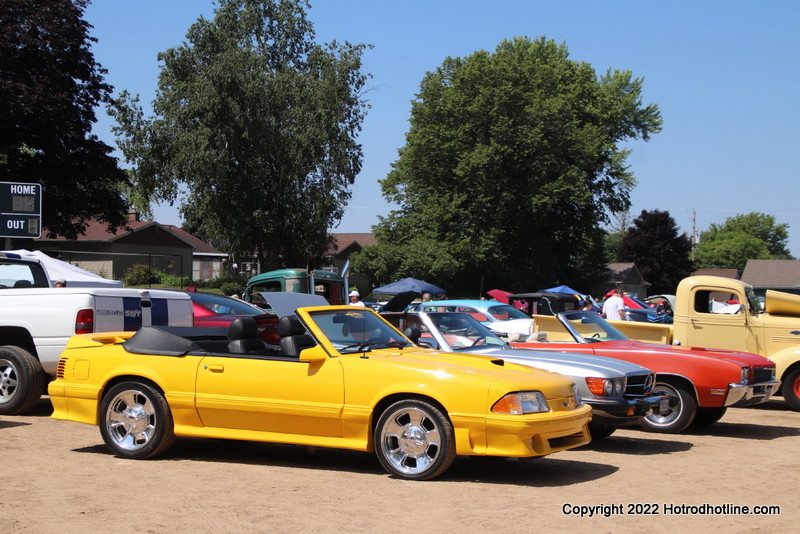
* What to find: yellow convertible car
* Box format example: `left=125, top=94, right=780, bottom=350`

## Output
left=49, top=295, right=591, bottom=480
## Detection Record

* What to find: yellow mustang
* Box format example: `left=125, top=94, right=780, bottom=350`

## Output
left=49, top=300, right=591, bottom=480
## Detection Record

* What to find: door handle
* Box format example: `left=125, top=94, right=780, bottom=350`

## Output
left=204, top=364, right=224, bottom=373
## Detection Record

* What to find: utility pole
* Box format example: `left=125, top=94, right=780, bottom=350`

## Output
left=691, top=209, right=697, bottom=261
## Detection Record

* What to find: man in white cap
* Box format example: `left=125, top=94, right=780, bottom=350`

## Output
left=348, top=290, right=365, bottom=307
left=55, top=279, right=67, bottom=287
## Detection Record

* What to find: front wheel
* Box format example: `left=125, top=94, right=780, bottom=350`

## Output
left=692, top=406, right=727, bottom=426
left=374, top=399, right=456, bottom=480
left=781, top=367, right=800, bottom=411
left=99, top=381, right=175, bottom=459
left=640, top=380, right=697, bottom=433
left=0, top=345, right=45, bottom=415
left=587, top=423, right=616, bottom=440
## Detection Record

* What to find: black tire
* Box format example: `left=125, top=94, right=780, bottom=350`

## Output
left=374, top=399, right=456, bottom=480
left=781, top=367, right=800, bottom=411
left=0, top=345, right=46, bottom=415
left=692, top=406, right=728, bottom=426
left=639, top=380, right=697, bottom=433
left=587, top=423, right=617, bottom=440
left=99, top=381, right=175, bottom=459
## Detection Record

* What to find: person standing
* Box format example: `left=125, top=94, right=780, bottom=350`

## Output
left=602, top=287, right=626, bottom=320
left=348, top=290, right=366, bottom=307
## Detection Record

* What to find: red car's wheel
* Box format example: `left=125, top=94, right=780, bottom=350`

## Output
left=639, top=380, right=696, bottom=433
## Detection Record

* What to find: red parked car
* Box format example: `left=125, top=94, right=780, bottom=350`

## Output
left=510, top=310, right=780, bottom=433
left=186, top=291, right=280, bottom=345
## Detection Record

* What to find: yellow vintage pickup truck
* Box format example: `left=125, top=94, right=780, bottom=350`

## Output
left=611, top=275, right=800, bottom=411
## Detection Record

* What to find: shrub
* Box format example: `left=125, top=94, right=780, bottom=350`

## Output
left=122, top=264, right=162, bottom=285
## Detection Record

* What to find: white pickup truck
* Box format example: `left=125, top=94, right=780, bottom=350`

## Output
left=0, top=252, right=193, bottom=414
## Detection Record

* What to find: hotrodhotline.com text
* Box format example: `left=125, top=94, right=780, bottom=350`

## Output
left=562, top=503, right=781, bottom=518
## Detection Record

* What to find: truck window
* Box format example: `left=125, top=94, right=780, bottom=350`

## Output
left=249, top=281, right=284, bottom=306
left=0, top=261, right=49, bottom=288
left=693, top=289, right=743, bottom=315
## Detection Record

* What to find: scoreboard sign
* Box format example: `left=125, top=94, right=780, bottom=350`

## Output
left=0, top=182, right=42, bottom=238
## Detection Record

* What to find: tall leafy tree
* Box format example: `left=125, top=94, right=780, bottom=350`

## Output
left=0, top=0, right=129, bottom=239
left=109, top=0, right=370, bottom=267
left=353, top=37, right=661, bottom=293
left=618, top=210, right=693, bottom=295
left=695, top=212, right=793, bottom=271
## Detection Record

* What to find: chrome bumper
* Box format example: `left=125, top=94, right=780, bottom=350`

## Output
left=724, top=380, right=782, bottom=407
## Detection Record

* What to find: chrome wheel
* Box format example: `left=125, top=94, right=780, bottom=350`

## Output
left=99, top=381, right=174, bottom=459
left=0, top=358, right=18, bottom=405
left=105, top=389, right=157, bottom=451
left=375, top=400, right=455, bottom=480
left=640, top=381, right=696, bottom=433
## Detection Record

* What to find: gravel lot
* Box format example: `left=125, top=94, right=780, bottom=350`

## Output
left=3, top=397, right=798, bottom=533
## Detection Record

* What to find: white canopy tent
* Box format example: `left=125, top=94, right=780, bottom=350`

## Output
left=3, top=249, right=123, bottom=288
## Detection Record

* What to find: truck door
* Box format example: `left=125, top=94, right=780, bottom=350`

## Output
left=674, top=287, right=749, bottom=350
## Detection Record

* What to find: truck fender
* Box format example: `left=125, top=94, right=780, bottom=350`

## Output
left=768, top=345, right=800, bottom=382
left=0, top=326, right=38, bottom=358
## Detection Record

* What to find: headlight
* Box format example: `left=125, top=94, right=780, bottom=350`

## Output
left=585, top=377, right=625, bottom=397
left=740, top=368, right=749, bottom=384
left=492, top=391, right=549, bottom=414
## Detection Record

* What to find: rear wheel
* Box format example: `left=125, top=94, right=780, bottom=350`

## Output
left=374, top=399, right=456, bottom=480
left=781, top=367, right=800, bottom=411
left=0, top=345, right=45, bottom=415
left=99, top=381, right=175, bottom=459
left=640, top=380, right=696, bottom=433
left=692, top=406, right=727, bottom=426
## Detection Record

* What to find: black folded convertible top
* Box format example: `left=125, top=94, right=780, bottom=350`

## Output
left=122, top=326, right=227, bottom=356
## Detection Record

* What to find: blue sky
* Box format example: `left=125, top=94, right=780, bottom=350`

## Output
left=84, top=1, right=800, bottom=255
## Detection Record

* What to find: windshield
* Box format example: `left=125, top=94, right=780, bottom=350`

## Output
left=558, top=311, right=629, bottom=342
left=485, top=305, right=530, bottom=321
left=426, top=312, right=508, bottom=351
left=744, top=286, right=762, bottom=313
left=308, top=309, right=410, bottom=354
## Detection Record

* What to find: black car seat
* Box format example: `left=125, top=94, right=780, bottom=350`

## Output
left=227, top=317, right=265, bottom=354
left=278, top=316, right=316, bottom=358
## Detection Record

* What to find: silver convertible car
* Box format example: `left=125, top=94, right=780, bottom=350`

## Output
left=382, top=310, right=673, bottom=439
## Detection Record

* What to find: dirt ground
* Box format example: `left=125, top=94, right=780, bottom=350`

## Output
left=2, top=397, right=798, bottom=534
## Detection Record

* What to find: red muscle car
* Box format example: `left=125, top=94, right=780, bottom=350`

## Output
left=510, top=310, right=780, bottom=433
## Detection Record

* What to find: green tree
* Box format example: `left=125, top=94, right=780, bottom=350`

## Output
left=618, top=210, right=693, bottom=295
left=353, top=37, right=661, bottom=293
left=603, top=211, right=632, bottom=263
left=0, top=0, right=129, bottom=239
left=695, top=212, right=793, bottom=271
left=109, top=0, right=370, bottom=268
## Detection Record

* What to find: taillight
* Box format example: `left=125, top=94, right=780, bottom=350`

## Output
left=75, top=309, right=94, bottom=334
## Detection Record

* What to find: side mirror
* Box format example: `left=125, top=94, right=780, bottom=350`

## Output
left=403, top=327, right=421, bottom=344
left=298, top=345, right=327, bottom=363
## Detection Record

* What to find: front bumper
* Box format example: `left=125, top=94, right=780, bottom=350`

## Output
left=724, top=380, right=782, bottom=407
left=478, top=403, right=593, bottom=457
left=589, top=394, right=675, bottom=428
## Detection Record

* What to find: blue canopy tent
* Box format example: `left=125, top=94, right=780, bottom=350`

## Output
left=371, top=277, right=446, bottom=296
left=540, top=285, right=582, bottom=295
